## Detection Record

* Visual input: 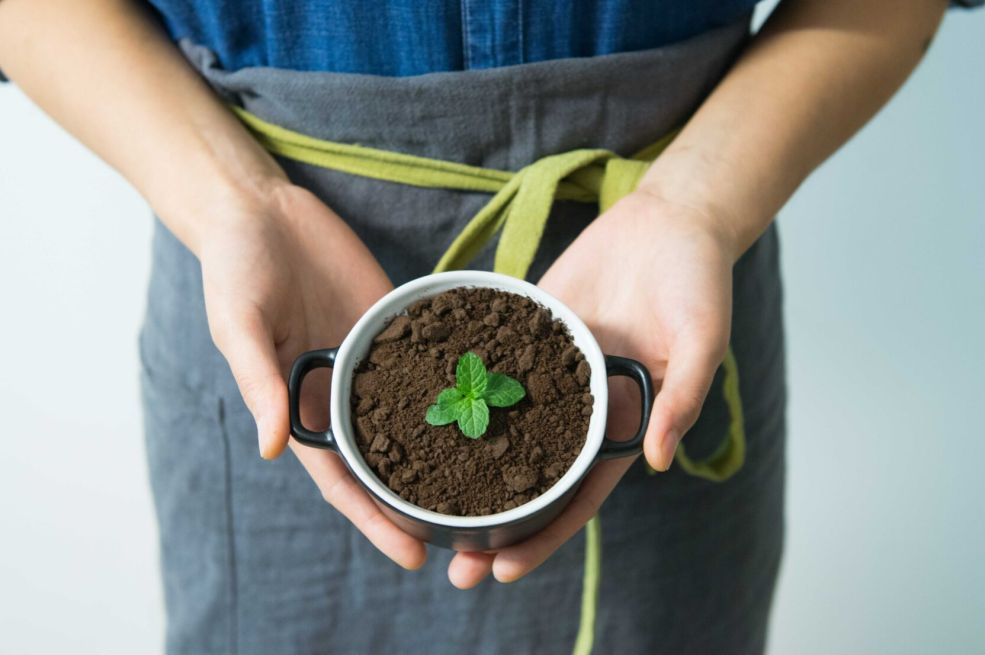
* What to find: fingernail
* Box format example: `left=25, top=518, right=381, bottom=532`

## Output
left=257, top=420, right=274, bottom=459
left=659, top=430, right=679, bottom=470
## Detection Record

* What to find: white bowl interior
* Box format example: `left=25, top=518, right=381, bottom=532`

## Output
left=330, top=271, right=608, bottom=528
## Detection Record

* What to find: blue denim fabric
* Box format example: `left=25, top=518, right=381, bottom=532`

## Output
left=0, top=0, right=977, bottom=82
left=146, top=0, right=761, bottom=76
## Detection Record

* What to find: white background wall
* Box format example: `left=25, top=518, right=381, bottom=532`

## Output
left=1, top=7, right=982, bottom=655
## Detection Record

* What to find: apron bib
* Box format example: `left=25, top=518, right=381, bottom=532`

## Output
left=140, top=15, right=786, bottom=655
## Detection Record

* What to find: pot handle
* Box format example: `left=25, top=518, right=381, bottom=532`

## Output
left=597, top=355, right=654, bottom=460
left=288, top=347, right=339, bottom=451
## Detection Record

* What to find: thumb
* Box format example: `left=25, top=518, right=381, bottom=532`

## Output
left=210, top=310, right=290, bottom=459
left=642, top=338, right=723, bottom=472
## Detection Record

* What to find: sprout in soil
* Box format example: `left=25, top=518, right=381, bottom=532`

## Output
left=425, top=352, right=525, bottom=439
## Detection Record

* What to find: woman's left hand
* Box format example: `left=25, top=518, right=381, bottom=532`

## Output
left=447, top=188, right=739, bottom=587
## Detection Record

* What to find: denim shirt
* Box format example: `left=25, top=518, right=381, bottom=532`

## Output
left=147, top=0, right=761, bottom=76
left=0, top=1, right=978, bottom=83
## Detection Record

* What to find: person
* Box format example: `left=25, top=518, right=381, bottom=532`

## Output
left=0, top=1, right=977, bottom=653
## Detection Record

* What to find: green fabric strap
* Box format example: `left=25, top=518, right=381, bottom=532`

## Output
left=573, top=514, right=601, bottom=655
left=234, top=106, right=744, bottom=482
left=234, top=107, right=747, bottom=654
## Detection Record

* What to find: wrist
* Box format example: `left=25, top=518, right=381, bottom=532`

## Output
left=638, top=144, right=774, bottom=261
left=148, top=148, right=290, bottom=257
left=603, top=185, right=740, bottom=266
left=632, top=180, right=742, bottom=263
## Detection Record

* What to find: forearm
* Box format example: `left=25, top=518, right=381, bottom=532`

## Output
left=0, top=0, right=285, bottom=254
left=640, top=0, right=948, bottom=258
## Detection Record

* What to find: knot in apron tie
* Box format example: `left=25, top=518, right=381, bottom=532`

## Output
left=437, top=149, right=651, bottom=278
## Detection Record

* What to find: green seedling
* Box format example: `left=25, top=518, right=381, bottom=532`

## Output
left=425, top=352, right=526, bottom=438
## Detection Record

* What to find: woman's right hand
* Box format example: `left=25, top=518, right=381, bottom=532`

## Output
left=199, top=182, right=428, bottom=571
left=0, top=0, right=426, bottom=572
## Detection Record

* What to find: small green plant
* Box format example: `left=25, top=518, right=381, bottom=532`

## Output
left=425, top=352, right=526, bottom=439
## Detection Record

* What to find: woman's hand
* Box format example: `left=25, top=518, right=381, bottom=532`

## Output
left=200, top=182, right=428, bottom=571
left=446, top=0, right=951, bottom=589
left=0, top=0, right=429, bottom=572
left=447, top=189, right=738, bottom=587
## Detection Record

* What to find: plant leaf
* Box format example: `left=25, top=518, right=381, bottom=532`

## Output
left=435, top=387, right=464, bottom=406
left=483, top=372, right=526, bottom=407
left=425, top=402, right=459, bottom=426
left=425, top=387, right=464, bottom=425
left=455, top=352, right=487, bottom=397
left=456, top=398, right=490, bottom=439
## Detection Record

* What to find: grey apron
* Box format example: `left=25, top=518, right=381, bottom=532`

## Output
left=140, top=14, right=785, bottom=655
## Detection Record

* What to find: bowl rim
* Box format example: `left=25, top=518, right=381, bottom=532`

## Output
left=330, top=271, right=608, bottom=529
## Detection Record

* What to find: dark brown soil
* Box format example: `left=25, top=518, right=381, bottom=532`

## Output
left=351, top=287, right=592, bottom=516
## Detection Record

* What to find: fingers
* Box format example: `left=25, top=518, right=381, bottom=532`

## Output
left=643, top=336, right=724, bottom=472
left=488, top=460, right=631, bottom=583
left=210, top=310, right=290, bottom=459
left=292, top=442, right=428, bottom=570
left=448, top=551, right=495, bottom=589
left=447, top=385, right=644, bottom=587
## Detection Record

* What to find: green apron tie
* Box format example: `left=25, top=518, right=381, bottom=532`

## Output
left=234, top=106, right=746, bottom=654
